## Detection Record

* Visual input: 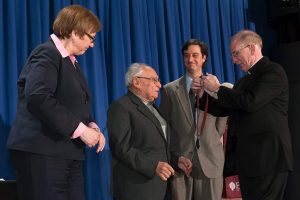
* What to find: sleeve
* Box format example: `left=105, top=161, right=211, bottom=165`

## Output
left=217, top=67, right=285, bottom=112
left=25, top=47, right=82, bottom=138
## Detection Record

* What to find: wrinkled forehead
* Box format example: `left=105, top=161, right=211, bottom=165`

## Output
left=230, top=39, right=242, bottom=50
left=141, top=67, right=158, bottom=77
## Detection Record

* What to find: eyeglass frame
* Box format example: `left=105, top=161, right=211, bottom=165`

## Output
left=231, top=44, right=250, bottom=58
left=84, top=32, right=96, bottom=43
left=136, top=76, right=161, bottom=83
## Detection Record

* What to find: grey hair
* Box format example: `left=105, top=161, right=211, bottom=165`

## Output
left=231, top=30, right=263, bottom=48
left=125, top=63, right=149, bottom=87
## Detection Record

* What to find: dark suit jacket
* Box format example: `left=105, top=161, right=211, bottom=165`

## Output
left=216, top=57, right=293, bottom=177
left=7, top=39, right=92, bottom=160
left=107, top=91, right=170, bottom=200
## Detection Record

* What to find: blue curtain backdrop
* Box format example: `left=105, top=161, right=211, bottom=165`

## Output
left=0, top=0, right=254, bottom=199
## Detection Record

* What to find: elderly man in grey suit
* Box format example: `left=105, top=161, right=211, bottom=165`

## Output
left=108, top=63, right=174, bottom=200
left=160, top=39, right=228, bottom=200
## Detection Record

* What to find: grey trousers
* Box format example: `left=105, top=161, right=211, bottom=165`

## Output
left=171, top=156, right=223, bottom=200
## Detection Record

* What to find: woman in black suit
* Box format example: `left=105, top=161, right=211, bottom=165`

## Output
left=7, top=5, right=105, bottom=200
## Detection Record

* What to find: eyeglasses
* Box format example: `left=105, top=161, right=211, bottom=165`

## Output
left=84, top=32, right=96, bottom=43
left=231, top=45, right=250, bottom=58
left=136, top=76, right=161, bottom=83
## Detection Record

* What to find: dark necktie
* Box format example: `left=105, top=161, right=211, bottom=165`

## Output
left=189, top=89, right=196, bottom=124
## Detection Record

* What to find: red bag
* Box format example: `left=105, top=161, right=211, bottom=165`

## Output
left=224, top=175, right=242, bottom=198
left=222, top=126, right=242, bottom=198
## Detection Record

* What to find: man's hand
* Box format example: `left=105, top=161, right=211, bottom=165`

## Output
left=191, top=77, right=204, bottom=97
left=178, top=156, right=192, bottom=176
left=156, top=161, right=175, bottom=181
left=202, top=73, right=220, bottom=93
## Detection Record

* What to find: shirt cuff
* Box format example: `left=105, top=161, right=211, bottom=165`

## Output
left=71, top=122, right=87, bottom=139
left=205, top=89, right=218, bottom=99
left=88, top=122, right=99, bottom=130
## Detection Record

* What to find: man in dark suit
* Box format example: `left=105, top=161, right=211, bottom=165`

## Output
left=107, top=63, right=174, bottom=200
left=194, top=30, right=293, bottom=200
left=7, top=5, right=105, bottom=200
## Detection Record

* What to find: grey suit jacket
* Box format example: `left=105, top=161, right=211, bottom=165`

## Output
left=107, top=91, right=170, bottom=200
left=160, top=76, right=227, bottom=178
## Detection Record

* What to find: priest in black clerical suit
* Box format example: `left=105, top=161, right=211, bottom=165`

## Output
left=195, top=30, right=293, bottom=200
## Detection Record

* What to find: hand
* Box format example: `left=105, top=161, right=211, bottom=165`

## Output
left=80, top=127, right=99, bottom=148
left=156, top=161, right=175, bottom=181
left=202, top=73, right=220, bottom=93
left=96, top=130, right=106, bottom=153
left=191, top=77, right=204, bottom=97
left=178, top=156, right=192, bottom=176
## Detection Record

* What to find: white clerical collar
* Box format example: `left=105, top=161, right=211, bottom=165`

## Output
left=247, top=56, right=263, bottom=75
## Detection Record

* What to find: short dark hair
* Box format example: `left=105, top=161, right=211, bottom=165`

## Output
left=181, top=39, right=208, bottom=67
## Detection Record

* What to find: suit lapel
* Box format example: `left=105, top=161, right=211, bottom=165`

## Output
left=128, top=92, right=167, bottom=141
left=74, top=62, right=91, bottom=96
left=63, top=58, right=91, bottom=100
left=174, top=77, right=194, bottom=126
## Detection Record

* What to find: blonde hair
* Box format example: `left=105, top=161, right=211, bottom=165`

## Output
left=231, top=30, right=263, bottom=48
